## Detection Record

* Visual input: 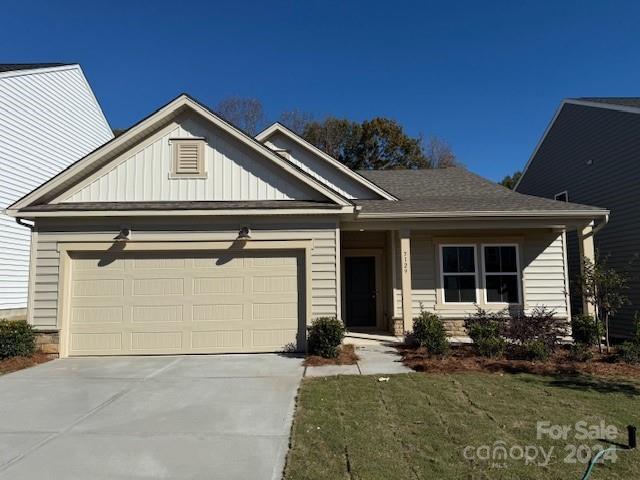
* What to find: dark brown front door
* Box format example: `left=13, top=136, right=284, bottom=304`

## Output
left=345, top=256, right=377, bottom=328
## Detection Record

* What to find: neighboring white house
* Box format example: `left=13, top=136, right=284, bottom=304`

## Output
left=0, top=63, right=113, bottom=317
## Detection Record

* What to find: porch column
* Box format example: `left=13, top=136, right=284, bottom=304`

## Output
left=578, top=222, right=596, bottom=316
left=399, top=229, right=413, bottom=332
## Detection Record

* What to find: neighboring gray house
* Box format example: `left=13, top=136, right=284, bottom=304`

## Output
left=0, top=63, right=113, bottom=318
left=516, top=97, right=640, bottom=339
left=6, top=94, right=606, bottom=357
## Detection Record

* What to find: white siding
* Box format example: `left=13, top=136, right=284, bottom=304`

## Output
left=31, top=217, right=339, bottom=329
left=264, top=131, right=380, bottom=199
left=61, top=115, right=325, bottom=203
left=393, top=231, right=570, bottom=320
left=0, top=65, right=113, bottom=310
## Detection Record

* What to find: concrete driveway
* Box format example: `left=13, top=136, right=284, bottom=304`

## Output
left=0, top=354, right=304, bottom=480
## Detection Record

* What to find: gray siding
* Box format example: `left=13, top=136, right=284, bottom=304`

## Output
left=31, top=217, right=338, bottom=330
left=517, top=103, right=640, bottom=338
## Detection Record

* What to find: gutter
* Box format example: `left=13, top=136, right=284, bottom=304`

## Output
left=355, top=209, right=610, bottom=219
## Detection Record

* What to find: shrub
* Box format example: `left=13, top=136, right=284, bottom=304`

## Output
left=0, top=320, right=36, bottom=359
left=619, top=342, right=640, bottom=364
left=571, top=314, right=601, bottom=346
left=476, top=336, right=507, bottom=358
left=521, top=340, right=550, bottom=361
left=507, top=306, right=564, bottom=351
left=307, top=317, right=345, bottom=358
left=412, top=311, right=449, bottom=355
left=465, top=308, right=507, bottom=357
left=569, top=343, right=594, bottom=362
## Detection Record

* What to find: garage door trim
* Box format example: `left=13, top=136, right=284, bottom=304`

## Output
left=56, top=240, right=313, bottom=358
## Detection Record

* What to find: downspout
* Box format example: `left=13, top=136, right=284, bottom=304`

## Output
left=16, top=217, right=34, bottom=230
left=592, top=213, right=609, bottom=236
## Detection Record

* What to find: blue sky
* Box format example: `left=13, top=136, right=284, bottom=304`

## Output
left=4, top=0, right=640, bottom=181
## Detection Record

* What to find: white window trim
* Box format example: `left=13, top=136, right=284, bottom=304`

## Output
left=439, top=244, right=479, bottom=305
left=554, top=190, right=569, bottom=202
left=481, top=243, right=522, bottom=305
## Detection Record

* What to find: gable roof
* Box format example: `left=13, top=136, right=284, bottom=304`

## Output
left=355, top=168, right=608, bottom=218
left=256, top=122, right=396, bottom=200
left=515, top=97, right=640, bottom=191
left=0, top=63, right=71, bottom=73
left=8, top=94, right=352, bottom=213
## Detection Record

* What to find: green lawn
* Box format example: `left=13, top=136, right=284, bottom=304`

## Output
left=284, top=373, right=640, bottom=479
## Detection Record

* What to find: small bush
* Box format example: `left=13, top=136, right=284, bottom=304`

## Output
left=476, top=336, right=507, bottom=358
left=521, top=340, right=550, bottom=361
left=571, top=314, right=601, bottom=346
left=465, top=308, right=507, bottom=357
left=0, top=320, right=36, bottom=359
left=569, top=343, right=594, bottom=362
left=619, top=342, right=640, bottom=364
left=412, top=311, right=449, bottom=355
left=307, top=317, right=345, bottom=358
left=507, top=306, right=564, bottom=352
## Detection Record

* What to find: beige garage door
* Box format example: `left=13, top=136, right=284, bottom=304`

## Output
left=67, top=250, right=302, bottom=356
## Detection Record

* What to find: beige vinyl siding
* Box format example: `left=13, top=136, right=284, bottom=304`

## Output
left=30, top=217, right=338, bottom=330
left=392, top=230, right=570, bottom=320
left=59, top=114, right=325, bottom=203
left=0, top=65, right=112, bottom=309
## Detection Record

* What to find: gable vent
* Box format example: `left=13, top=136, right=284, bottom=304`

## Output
left=172, top=139, right=205, bottom=177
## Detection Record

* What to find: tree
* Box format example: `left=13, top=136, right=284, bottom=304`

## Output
left=499, top=171, right=522, bottom=189
left=278, top=110, right=314, bottom=135
left=580, top=256, right=630, bottom=352
left=215, top=97, right=264, bottom=135
left=302, top=117, right=456, bottom=170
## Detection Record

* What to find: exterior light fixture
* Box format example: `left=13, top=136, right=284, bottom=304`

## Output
left=114, top=227, right=131, bottom=241
left=237, top=226, right=251, bottom=240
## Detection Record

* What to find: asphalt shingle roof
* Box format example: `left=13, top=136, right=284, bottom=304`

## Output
left=356, top=167, right=606, bottom=215
left=577, top=97, right=640, bottom=108
left=0, top=63, right=71, bottom=73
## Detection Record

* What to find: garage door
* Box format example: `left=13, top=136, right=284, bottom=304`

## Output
left=67, top=251, right=302, bottom=356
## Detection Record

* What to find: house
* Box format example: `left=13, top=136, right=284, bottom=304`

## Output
left=516, top=97, right=640, bottom=339
left=6, top=94, right=608, bottom=357
left=0, top=63, right=113, bottom=319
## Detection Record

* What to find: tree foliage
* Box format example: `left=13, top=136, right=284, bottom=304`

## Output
left=581, top=256, right=630, bottom=352
left=278, top=109, right=314, bottom=135
left=499, top=171, right=522, bottom=189
left=215, top=97, right=265, bottom=135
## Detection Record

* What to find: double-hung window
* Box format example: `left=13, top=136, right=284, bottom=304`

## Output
left=441, top=245, right=477, bottom=303
left=483, top=245, right=520, bottom=303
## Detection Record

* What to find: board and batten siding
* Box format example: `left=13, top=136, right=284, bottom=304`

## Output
left=58, top=114, right=325, bottom=203
left=393, top=230, right=570, bottom=320
left=30, top=217, right=339, bottom=330
left=263, top=131, right=379, bottom=200
left=0, top=65, right=113, bottom=310
left=516, top=102, right=640, bottom=338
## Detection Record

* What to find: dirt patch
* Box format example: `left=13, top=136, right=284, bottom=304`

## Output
left=304, top=344, right=359, bottom=366
left=398, top=344, right=640, bottom=379
left=0, top=353, right=55, bottom=375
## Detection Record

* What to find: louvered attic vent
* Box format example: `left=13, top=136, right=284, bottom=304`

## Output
left=171, top=139, right=206, bottom=178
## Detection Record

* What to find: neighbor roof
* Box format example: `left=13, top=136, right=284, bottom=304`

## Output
left=575, top=97, right=640, bottom=109
left=0, top=63, right=71, bottom=73
left=355, top=168, right=607, bottom=217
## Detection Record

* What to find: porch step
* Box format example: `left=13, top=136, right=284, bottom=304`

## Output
left=344, top=331, right=405, bottom=346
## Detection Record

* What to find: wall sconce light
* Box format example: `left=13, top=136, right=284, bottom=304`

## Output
left=237, top=226, right=251, bottom=240
left=114, top=227, right=131, bottom=242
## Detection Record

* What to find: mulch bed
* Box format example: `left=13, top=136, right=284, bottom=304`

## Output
left=304, top=344, right=359, bottom=366
left=0, top=353, right=55, bottom=375
left=398, top=344, right=640, bottom=378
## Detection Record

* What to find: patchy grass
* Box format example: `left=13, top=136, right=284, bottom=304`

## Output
left=0, top=353, right=53, bottom=376
left=399, top=345, right=640, bottom=379
left=285, top=373, right=640, bottom=479
left=304, top=344, right=359, bottom=367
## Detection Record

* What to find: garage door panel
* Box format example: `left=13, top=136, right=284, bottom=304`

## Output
left=67, top=251, right=303, bottom=356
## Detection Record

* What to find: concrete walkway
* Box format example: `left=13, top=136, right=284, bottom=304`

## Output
left=305, top=342, right=412, bottom=377
left=0, top=354, right=304, bottom=480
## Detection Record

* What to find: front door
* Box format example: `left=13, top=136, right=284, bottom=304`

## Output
left=344, top=256, right=377, bottom=328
